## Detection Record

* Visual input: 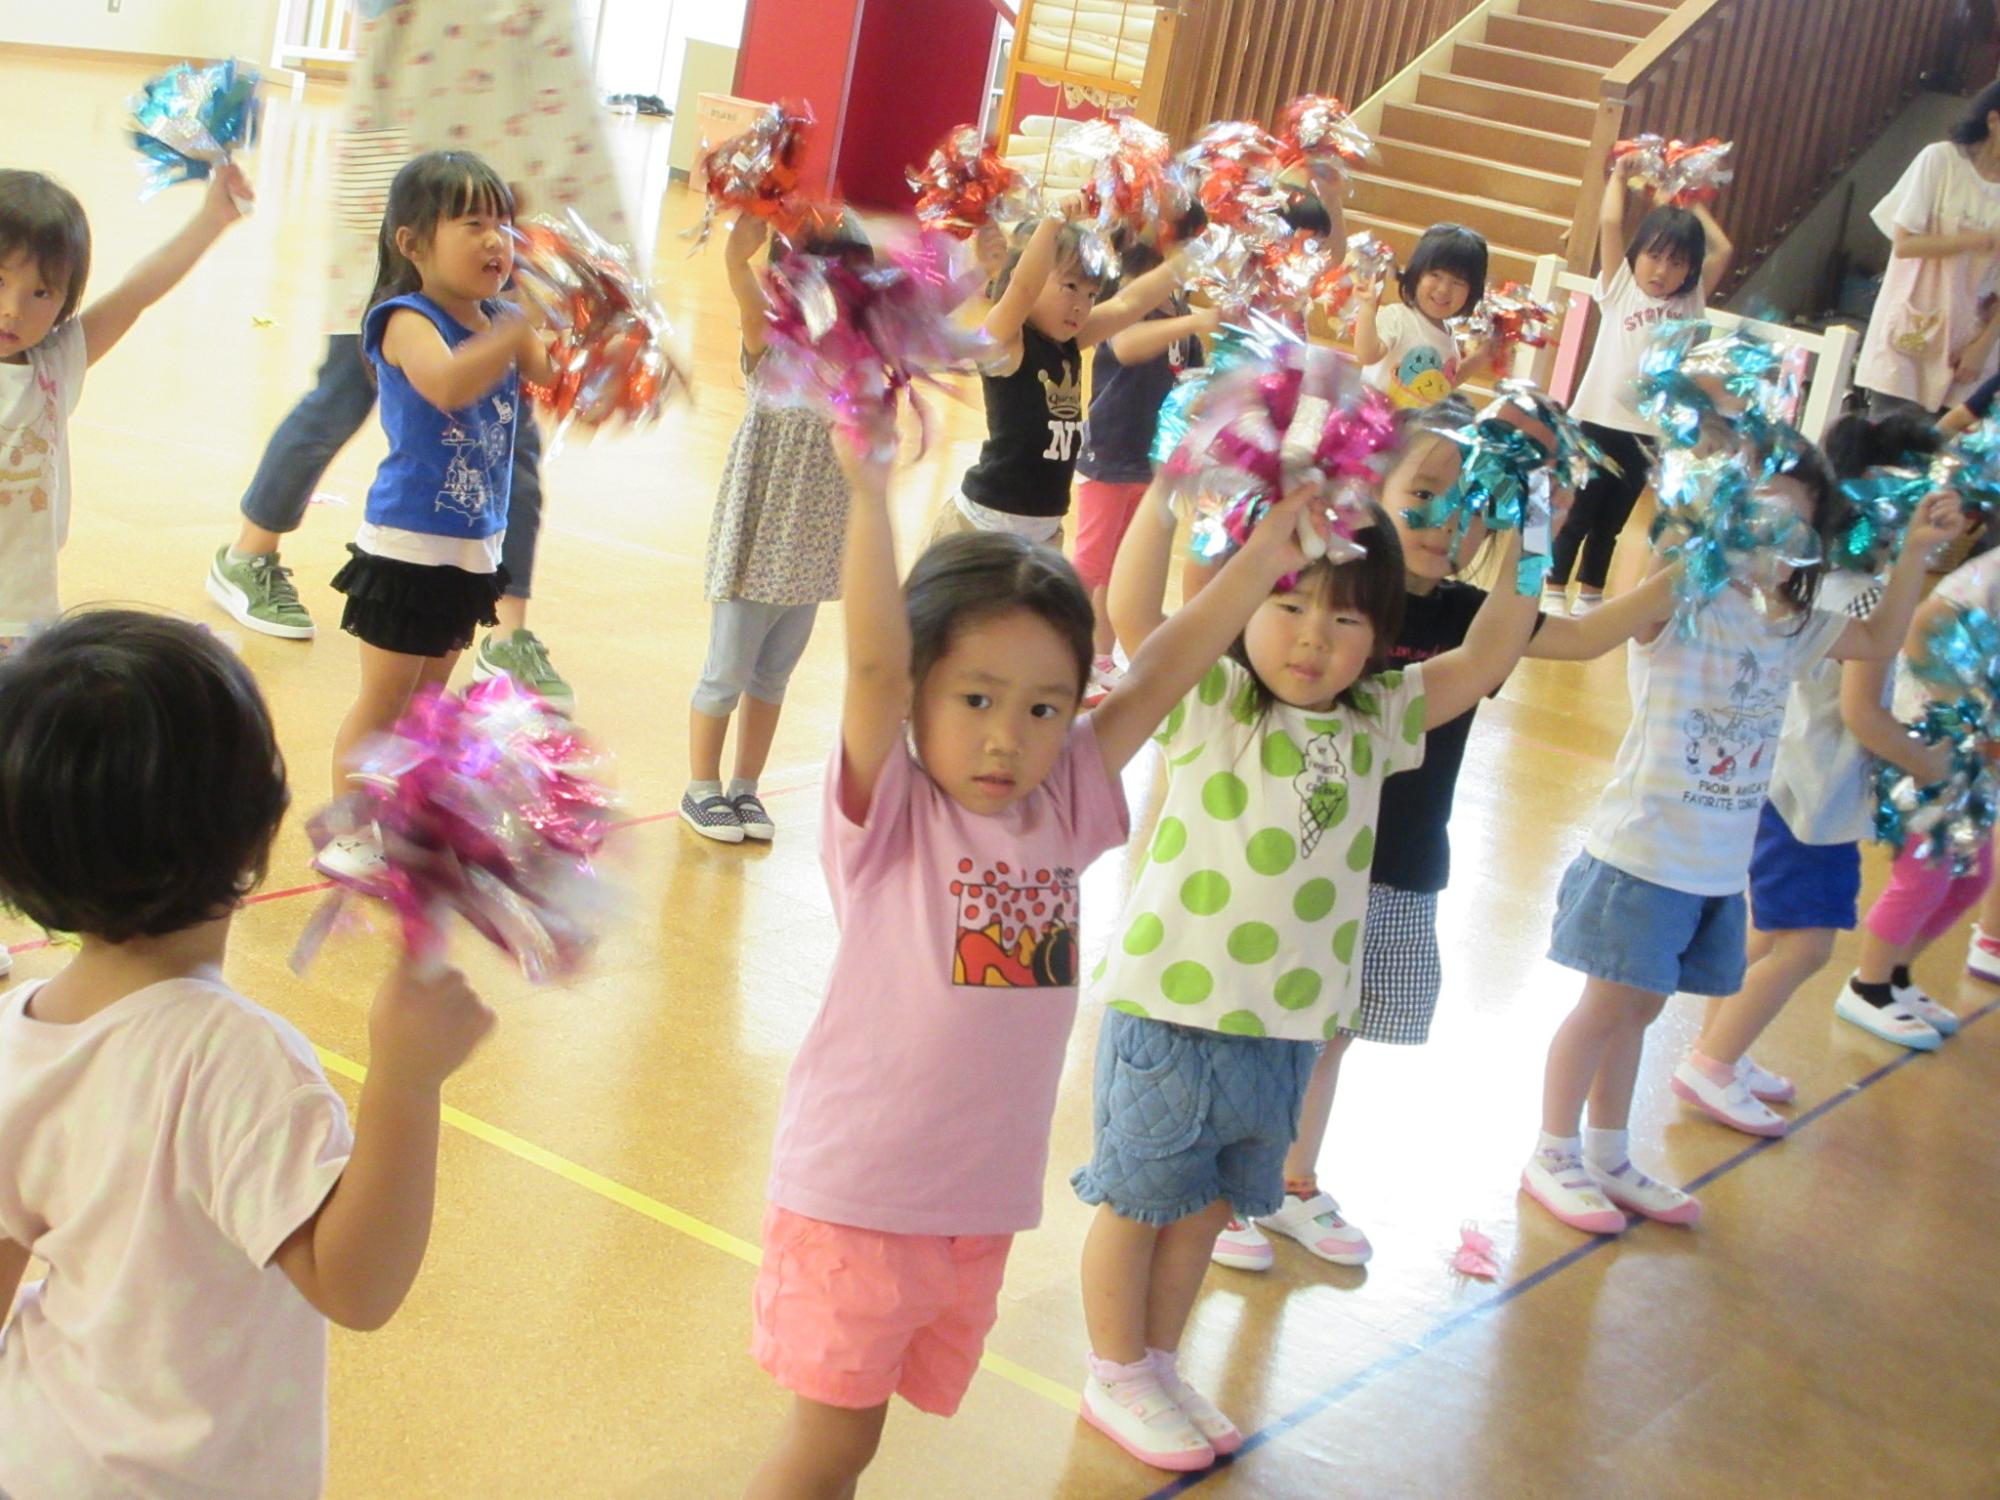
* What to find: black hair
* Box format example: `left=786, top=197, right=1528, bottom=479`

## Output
left=906, top=531, right=1096, bottom=698
left=1625, top=205, right=1706, bottom=297
left=1822, top=409, right=1943, bottom=479
left=770, top=207, right=875, bottom=267
left=0, top=611, right=289, bottom=945
left=1280, top=190, right=1333, bottom=237
left=0, top=170, right=91, bottom=326
left=1772, top=439, right=1839, bottom=625
left=1950, top=81, right=2000, bottom=146
left=1226, top=499, right=1409, bottom=715
left=1398, top=223, right=1487, bottom=318
left=365, top=150, right=515, bottom=320
left=992, top=219, right=1113, bottom=303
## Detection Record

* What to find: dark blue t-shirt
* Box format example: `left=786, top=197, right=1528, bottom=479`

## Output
left=1076, top=304, right=1204, bottom=485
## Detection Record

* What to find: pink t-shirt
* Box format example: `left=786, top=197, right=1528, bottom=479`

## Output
left=767, top=719, right=1130, bottom=1237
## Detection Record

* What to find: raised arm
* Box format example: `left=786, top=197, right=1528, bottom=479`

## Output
left=1840, top=654, right=1951, bottom=783
left=1831, top=493, right=1965, bottom=660
left=1351, top=283, right=1390, bottom=366
left=1414, top=534, right=1543, bottom=727
left=1106, top=304, right=1219, bottom=367
left=1105, top=477, right=1181, bottom=656
left=1079, top=250, right=1186, bottom=348
left=982, top=215, right=1061, bottom=356
left=79, top=165, right=251, bottom=366
left=723, top=213, right=771, bottom=358
left=381, top=307, right=526, bottom=414
left=1693, top=203, right=1735, bottom=300
left=832, top=449, right=913, bottom=819
left=1599, top=157, right=1638, bottom=271
left=1528, top=562, right=1682, bottom=660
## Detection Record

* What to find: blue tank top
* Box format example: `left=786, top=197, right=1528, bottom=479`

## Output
left=361, top=292, right=517, bottom=540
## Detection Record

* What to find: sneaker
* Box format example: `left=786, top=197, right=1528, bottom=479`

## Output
left=1835, top=980, right=1941, bottom=1052
left=1540, top=585, right=1569, bottom=617
left=1671, top=1058, right=1787, bottom=1137
left=1889, top=976, right=1960, bottom=1037
left=473, top=628, right=575, bottom=715
left=680, top=789, right=745, bottom=844
left=1967, top=924, right=2000, bottom=985
left=1079, top=1364, right=1214, bottom=1472
left=1149, top=1353, right=1241, bottom=1457
left=732, top=791, right=775, bottom=841
left=1584, top=1158, right=1703, bottom=1226
left=1736, top=1054, right=1796, bottom=1104
left=1257, top=1191, right=1372, bottom=1265
left=1520, top=1152, right=1627, bottom=1235
left=312, top=828, right=389, bottom=893
left=1083, top=654, right=1124, bottom=709
left=1571, top=590, right=1604, bottom=617
left=1210, top=1217, right=1273, bottom=1271
left=206, top=546, right=315, bottom=640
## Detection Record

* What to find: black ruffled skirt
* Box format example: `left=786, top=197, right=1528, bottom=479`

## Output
left=331, top=545, right=509, bottom=658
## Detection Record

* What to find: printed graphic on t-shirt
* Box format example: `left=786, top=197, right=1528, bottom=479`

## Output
left=0, top=369, right=59, bottom=517
left=950, top=856, right=1079, bottom=987
left=1621, top=298, right=1683, bottom=336
left=1039, top=359, right=1084, bottom=462
left=436, top=393, right=513, bottom=521
left=1394, top=344, right=1454, bottom=406
left=1296, top=731, right=1351, bottom=859
left=1680, top=647, right=1788, bottom=811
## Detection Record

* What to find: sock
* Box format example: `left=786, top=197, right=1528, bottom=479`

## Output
left=1890, top=964, right=1913, bottom=990
left=1146, top=1347, right=1180, bottom=1375
left=1849, top=976, right=1894, bottom=1009
left=686, top=778, right=723, bottom=800
left=726, top=777, right=758, bottom=799
left=1089, top=1353, right=1154, bottom=1387
left=1582, top=1126, right=1629, bottom=1172
left=1536, top=1130, right=1582, bottom=1162
left=226, top=546, right=270, bottom=564
left=1689, top=1049, right=1736, bottom=1087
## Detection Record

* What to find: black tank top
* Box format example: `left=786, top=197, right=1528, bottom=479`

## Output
left=958, top=324, right=1085, bottom=519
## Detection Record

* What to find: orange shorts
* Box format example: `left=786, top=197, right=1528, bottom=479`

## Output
left=751, top=1206, right=1014, bottom=1416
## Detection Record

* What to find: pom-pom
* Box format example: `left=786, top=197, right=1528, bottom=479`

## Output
left=1274, top=93, right=1372, bottom=185
left=1835, top=418, right=2000, bottom=574
left=297, top=677, right=618, bottom=980
left=128, top=59, right=262, bottom=200
left=1874, top=606, right=2000, bottom=874
left=1312, top=232, right=1397, bottom=338
left=1067, top=113, right=1199, bottom=279
left=688, top=99, right=812, bottom=250
left=1445, top=281, right=1559, bottom=366
left=1613, top=133, right=1734, bottom=206
left=510, top=210, right=689, bottom=443
left=908, top=124, right=1038, bottom=238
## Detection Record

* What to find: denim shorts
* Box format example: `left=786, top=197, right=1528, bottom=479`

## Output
left=1749, top=801, right=1861, bottom=933
left=1548, top=851, right=1747, bottom=997
left=1071, top=1009, right=1317, bottom=1226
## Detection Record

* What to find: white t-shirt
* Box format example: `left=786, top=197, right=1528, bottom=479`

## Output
left=1855, top=142, right=2000, bottom=411
left=1361, top=302, right=1459, bottom=409
left=0, top=321, right=86, bottom=638
left=1570, top=260, right=1704, bottom=435
left=1767, top=574, right=1884, bottom=846
left=1093, top=658, right=1427, bottom=1041
left=1586, top=587, right=1849, bottom=895
left=1892, top=548, right=2000, bottom=720
left=0, top=979, right=352, bottom=1500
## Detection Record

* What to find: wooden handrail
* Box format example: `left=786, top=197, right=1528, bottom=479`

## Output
left=1600, top=0, right=1730, bottom=100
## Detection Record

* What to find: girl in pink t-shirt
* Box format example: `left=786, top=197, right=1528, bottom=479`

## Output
left=744, top=449, right=1340, bottom=1498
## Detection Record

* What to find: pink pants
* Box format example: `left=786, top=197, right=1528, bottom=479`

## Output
left=1862, top=840, right=1995, bottom=949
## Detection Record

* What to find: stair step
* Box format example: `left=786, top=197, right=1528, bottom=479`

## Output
left=1347, top=171, right=1570, bottom=255
left=1453, top=41, right=1605, bottom=102
left=1369, top=136, right=1580, bottom=216
left=1416, top=71, right=1598, bottom=137
left=1515, top=0, right=1676, bottom=38
left=1345, top=209, right=1546, bottom=287
left=1485, top=13, right=1634, bottom=69
left=1379, top=101, right=1589, bottom=177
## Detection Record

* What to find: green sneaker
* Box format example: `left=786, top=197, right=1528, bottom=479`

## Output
left=206, top=545, right=315, bottom=639
left=473, top=627, right=575, bottom=714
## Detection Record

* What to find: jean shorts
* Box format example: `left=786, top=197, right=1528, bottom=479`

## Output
left=1548, top=851, right=1747, bottom=997
left=1071, top=1009, right=1317, bottom=1226
left=1748, top=801, right=1861, bottom=932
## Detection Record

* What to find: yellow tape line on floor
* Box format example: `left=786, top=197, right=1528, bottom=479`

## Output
left=314, top=1048, right=1079, bottom=1412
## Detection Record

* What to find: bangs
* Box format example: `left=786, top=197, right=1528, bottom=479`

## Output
left=443, top=162, right=514, bottom=223
left=0, top=169, right=90, bottom=324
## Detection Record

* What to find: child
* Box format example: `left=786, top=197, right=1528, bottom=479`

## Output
left=932, top=210, right=1186, bottom=547
left=0, top=611, right=492, bottom=1500
left=1525, top=446, right=1964, bottom=1236
left=1353, top=222, right=1489, bottom=407
left=743, top=435, right=1298, bottom=1498
left=1075, top=479, right=1541, bottom=1471
left=681, top=212, right=855, bottom=844
left=1212, top=399, right=1688, bottom=1272
left=1, top=164, right=250, bottom=644
left=1676, top=413, right=1956, bottom=1132
left=1546, top=159, right=1734, bottom=615
left=321, top=150, right=555, bottom=875
left=1072, top=241, right=1219, bottom=704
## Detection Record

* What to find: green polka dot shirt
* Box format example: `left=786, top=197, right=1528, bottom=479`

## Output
left=1094, top=658, right=1427, bottom=1041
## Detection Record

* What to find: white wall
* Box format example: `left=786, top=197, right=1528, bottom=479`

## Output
left=0, top=0, right=285, bottom=60
left=588, top=0, right=745, bottom=105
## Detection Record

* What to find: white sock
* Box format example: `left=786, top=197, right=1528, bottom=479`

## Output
left=1583, top=1126, right=1629, bottom=1171
left=726, top=777, right=758, bottom=799
left=226, top=546, right=271, bottom=564
left=1537, top=1131, right=1582, bottom=1162
left=687, top=778, right=723, bottom=799
left=1146, top=1347, right=1179, bottom=1375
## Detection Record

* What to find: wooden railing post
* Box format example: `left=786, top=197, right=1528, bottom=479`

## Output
left=1566, top=95, right=1629, bottom=275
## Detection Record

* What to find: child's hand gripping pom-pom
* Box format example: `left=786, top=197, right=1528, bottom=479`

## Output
left=1151, top=313, right=1394, bottom=567
left=1834, top=420, right=2000, bottom=575
left=1445, top=282, right=1559, bottom=367
left=907, top=124, right=1040, bottom=239
left=759, top=228, right=993, bottom=464
left=128, top=59, right=262, bottom=204
left=1876, top=604, right=2000, bottom=875
left=295, top=676, right=619, bottom=982
left=687, top=99, right=813, bottom=251
left=509, top=209, right=690, bottom=445
left=1613, top=133, right=1734, bottom=207
left=1312, top=232, right=1397, bottom=339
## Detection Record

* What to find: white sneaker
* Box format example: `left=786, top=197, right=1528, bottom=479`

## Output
left=1541, top=586, right=1569, bottom=617
left=1520, top=1151, right=1626, bottom=1235
left=1079, top=1363, right=1214, bottom=1472
left=1257, top=1191, right=1372, bottom=1265
left=1083, top=654, right=1124, bottom=708
left=1736, top=1053, right=1796, bottom=1104
left=1968, top=925, right=2000, bottom=985
left=1890, top=976, right=1960, bottom=1037
left=1209, top=1216, right=1273, bottom=1270
left=1571, top=590, right=1604, bottom=616
left=1835, top=981, right=1941, bottom=1052
left=1584, top=1157, right=1703, bottom=1226
left=1149, top=1353, right=1241, bottom=1456
left=312, top=828, right=389, bottom=892
left=1672, top=1058, right=1787, bottom=1137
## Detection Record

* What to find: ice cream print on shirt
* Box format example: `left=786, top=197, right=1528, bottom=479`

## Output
left=436, top=393, right=513, bottom=521
left=1295, top=731, right=1351, bottom=858
left=1039, top=359, right=1084, bottom=462
left=950, top=856, right=1080, bottom=988
left=1680, top=647, right=1788, bottom=811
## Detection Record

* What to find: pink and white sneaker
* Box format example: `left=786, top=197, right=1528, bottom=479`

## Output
left=1258, top=1191, right=1372, bottom=1265
left=1968, top=924, right=2000, bottom=985
left=1080, top=1362, right=1215, bottom=1472
left=1585, top=1157, right=1703, bottom=1226
left=1149, top=1351, right=1242, bottom=1456
left=1210, top=1217, right=1273, bottom=1271
left=1672, top=1057, right=1787, bottom=1138
left=1521, top=1151, right=1627, bottom=1235
left=1736, top=1053, right=1796, bottom=1104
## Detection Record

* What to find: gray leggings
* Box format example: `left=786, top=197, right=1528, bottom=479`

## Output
left=691, top=599, right=819, bottom=716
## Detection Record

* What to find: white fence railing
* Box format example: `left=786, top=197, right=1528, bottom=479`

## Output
left=271, top=0, right=360, bottom=73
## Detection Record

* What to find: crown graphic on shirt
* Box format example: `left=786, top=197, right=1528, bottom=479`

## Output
left=1039, top=360, right=1083, bottom=421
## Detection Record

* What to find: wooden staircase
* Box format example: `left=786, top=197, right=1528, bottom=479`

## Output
left=1346, top=0, right=1679, bottom=287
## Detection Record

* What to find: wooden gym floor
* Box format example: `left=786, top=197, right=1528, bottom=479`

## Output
left=2, top=52, right=1996, bottom=1500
